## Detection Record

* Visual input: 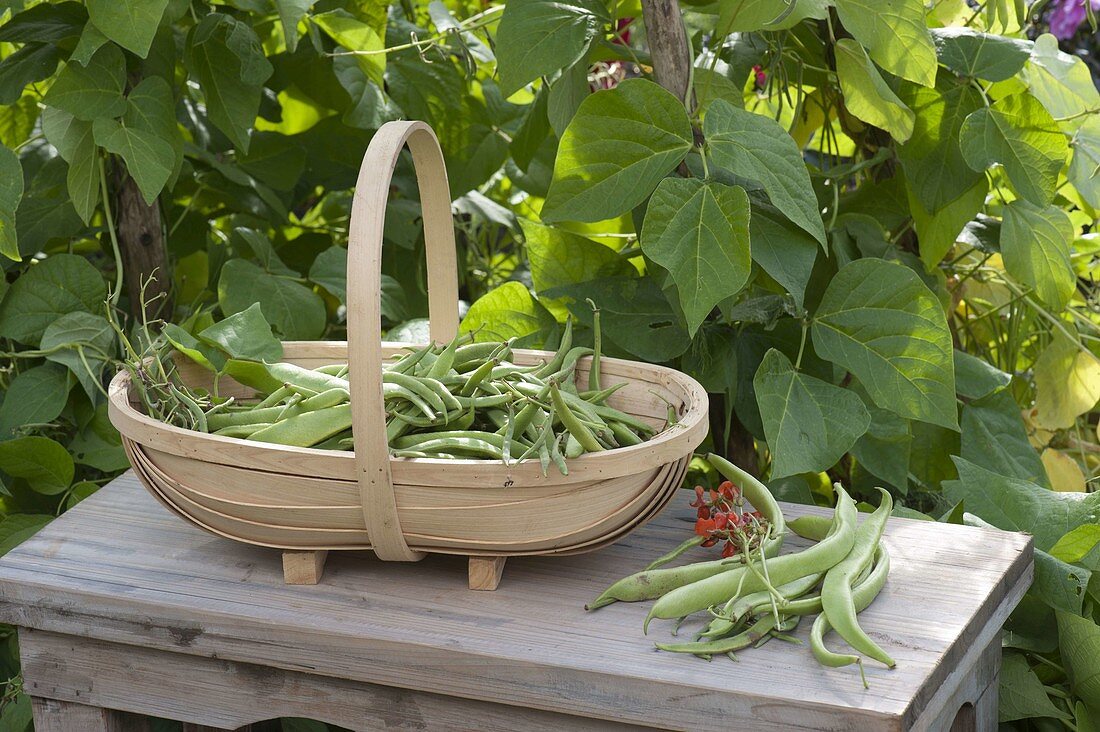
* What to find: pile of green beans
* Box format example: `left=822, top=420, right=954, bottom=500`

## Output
left=588, top=453, right=895, bottom=686
left=178, top=320, right=662, bottom=475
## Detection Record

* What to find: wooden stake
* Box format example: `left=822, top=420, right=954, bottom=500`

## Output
left=468, top=556, right=506, bottom=591
left=282, top=551, right=328, bottom=585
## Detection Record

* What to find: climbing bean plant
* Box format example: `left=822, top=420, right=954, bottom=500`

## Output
left=0, top=0, right=1096, bottom=728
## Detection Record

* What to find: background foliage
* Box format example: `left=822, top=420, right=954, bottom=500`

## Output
left=0, top=0, right=1098, bottom=728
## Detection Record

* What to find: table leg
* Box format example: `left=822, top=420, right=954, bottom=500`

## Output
left=31, top=697, right=136, bottom=731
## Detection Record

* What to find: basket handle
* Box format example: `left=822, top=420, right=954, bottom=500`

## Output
left=347, top=121, right=459, bottom=562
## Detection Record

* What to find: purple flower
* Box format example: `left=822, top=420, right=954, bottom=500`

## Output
left=1049, top=0, right=1100, bottom=40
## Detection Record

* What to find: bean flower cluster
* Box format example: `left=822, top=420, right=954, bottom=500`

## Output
left=690, top=481, right=769, bottom=559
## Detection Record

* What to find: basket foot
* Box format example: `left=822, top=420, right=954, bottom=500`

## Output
left=468, top=556, right=506, bottom=591
left=283, top=550, right=328, bottom=585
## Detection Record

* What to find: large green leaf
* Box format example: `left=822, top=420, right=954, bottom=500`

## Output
left=961, top=391, right=1050, bottom=487
left=812, top=258, right=957, bottom=428
left=238, top=132, right=306, bottom=192
left=753, top=349, right=870, bottom=478
left=198, top=303, right=282, bottom=363
left=86, top=0, right=169, bottom=57
left=716, top=0, right=788, bottom=34
left=495, top=0, right=608, bottom=97
left=0, top=363, right=70, bottom=437
left=954, top=349, right=1011, bottom=400
left=522, top=219, right=635, bottom=319
left=313, top=10, right=385, bottom=87
left=1068, top=115, right=1100, bottom=209
left=547, top=276, right=692, bottom=362
left=1001, top=199, right=1075, bottom=311
left=640, top=178, right=751, bottom=336
left=1057, top=612, right=1100, bottom=713
left=0, top=44, right=62, bottom=106
left=276, top=0, right=315, bottom=52
left=834, top=0, right=937, bottom=87
left=92, top=118, right=174, bottom=206
left=0, top=254, right=106, bottom=345
left=542, top=79, right=692, bottom=223
left=0, top=145, right=22, bottom=261
left=705, top=99, right=825, bottom=245
left=1050, top=525, right=1100, bottom=564
left=959, top=93, right=1069, bottom=206
left=0, top=436, right=73, bottom=495
left=71, top=22, right=109, bottom=66
left=850, top=388, right=912, bottom=489
left=42, top=108, right=99, bottom=225
left=908, top=178, right=987, bottom=270
left=945, top=457, right=1100, bottom=551
left=460, top=281, right=556, bottom=345
left=999, top=652, right=1075, bottom=723
left=125, top=77, right=183, bottom=189
left=1021, top=34, right=1100, bottom=132
left=0, top=2, right=86, bottom=44
left=217, top=258, right=326, bottom=340
left=931, top=28, right=1030, bottom=82
left=41, top=43, right=127, bottom=121
left=13, top=158, right=83, bottom=255
left=40, top=311, right=116, bottom=401
left=834, top=39, right=914, bottom=143
left=184, top=13, right=273, bottom=153
left=897, top=78, right=984, bottom=213
left=748, top=204, right=818, bottom=309
left=547, top=61, right=589, bottom=138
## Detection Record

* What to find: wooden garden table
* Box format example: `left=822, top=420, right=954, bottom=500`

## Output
left=0, top=472, right=1031, bottom=731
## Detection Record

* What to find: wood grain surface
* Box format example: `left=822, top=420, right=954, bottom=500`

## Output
left=0, top=473, right=1032, bottom=731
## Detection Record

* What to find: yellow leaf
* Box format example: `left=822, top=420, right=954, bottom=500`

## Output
left=1022, top=407, right=1056, bottom=449
left=1042, top=449, right=1087, bottom=492
left=1034, top=333, right=1100, bottom=430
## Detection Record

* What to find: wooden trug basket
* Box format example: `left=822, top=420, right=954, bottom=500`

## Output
left=108, top=121, right=709, bottom=590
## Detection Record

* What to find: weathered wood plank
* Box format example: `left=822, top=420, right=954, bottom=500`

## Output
left=0, top=473, right=1033, bottom=731
left=31, top=697, right=143, bottom=731
left=21, top=629, right=641, bottom=731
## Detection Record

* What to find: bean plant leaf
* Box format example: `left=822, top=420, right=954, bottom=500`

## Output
left=834, top=0, right=937, bottom=87
left=198, top=303, right=282, bottom=362
left=0, top=363, right=70, bottom=436
left=944, top=457, right=1100, bottom=551
left=71, top=21, right=109, bottom=65
left=547, top=61, right=589, bottom=138
left=125, top=76, right=184, bottom=189
left=276, top=0, right=315, bottom=52
left=0, top=44, right=63, bottom=106
left=640, top=178, right=751, bottom=336
left=542, top=79, right=693, bottom=223
left=850, top=391, right=912, bottom=489
left=313, top=10, right=385, bottom=87
left=40, top=311, right=116, bottom=401
left=522, top=219, right=635, bottom=320
left=908, top=179, right=987, bottom=270
left=0, top=253, right=106, bottom=345
left=162, top=323, right=226, bottom=372
left=495, top=0, right=609, bottom=97
left=954, top=349, right=1011, bottom=399
left=1033, top=331, right=1100, bottom=431
left=86, top=0, right=170, bottom=58
left=41, top=43, right=127, bottom=121
left=1001, top=199, right=1075, bottom=311
left=184, top=13, right=273, bottom=154
left=1068, top=115, right=1100, bottom=210
left=460, top=280, right=556, bottom=345
left=92, top=118, right=174, bottom=206
left=748, top=203, right=818, bottom=309
left=0, top=2, right=87, bottom=44
left=217, top=258, right=326, bottom=340
left=999, top=652, right=1075, bottom=723
left=834, top=39, right=914, bottom=143
left=812, top=258, right=957, bottom=429
left=0, top=436, right=74, bottom=495
left=754, top=349, right=871, bottom=478
left=897, top=80, right=984, bottom=213
left=1021, top=34, right=1100, bottom=131
left=1050, top=525, right=1100, bottom=564
left=0, top=144, right=22, bottom=261
left=931, top=28, right=1031, bottom=82
left=959, top=93, right=1069, bottom=206
left=43, top=108, right=99, bottom=225
left=961, top=390, right=1050, bottom=487
left=547, top=276, right=692, bottom=362
left=716, top=0, right=788, bottom=34
left=1057, top=612, right=1100, bottom=712
left=704, top=99, right=826, bottom=245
